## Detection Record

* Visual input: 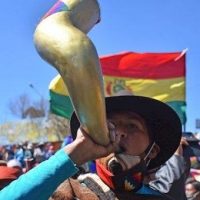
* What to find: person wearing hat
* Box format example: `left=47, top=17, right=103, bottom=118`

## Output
left=0, top=95, right=181, bottom=200
left=147, top=137, right=191, bottom=200
left=48, top=95, right=182, bottom=200
left=67, top=95, right=182, bottom=199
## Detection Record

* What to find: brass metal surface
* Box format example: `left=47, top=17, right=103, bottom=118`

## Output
left=34, top=0, right=109, bottom=145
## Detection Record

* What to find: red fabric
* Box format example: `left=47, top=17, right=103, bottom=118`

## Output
left=96, top=161, right=115, bottom=189
left=100, top=51, right=185, bottom=79
left=0, top=166, right=22, bottom=180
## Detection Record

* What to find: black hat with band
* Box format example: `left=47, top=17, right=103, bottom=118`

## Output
left=70, top=95, right=182, bottom=170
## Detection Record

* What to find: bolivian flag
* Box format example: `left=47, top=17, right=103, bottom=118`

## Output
left=49, top=50, right=186, bottom=124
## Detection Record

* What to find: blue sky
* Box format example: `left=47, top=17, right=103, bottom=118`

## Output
left=0, top=0, right=200, bottom=132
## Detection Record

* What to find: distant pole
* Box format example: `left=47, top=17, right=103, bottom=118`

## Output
left=196, top=119, right=200, bottom=129
left=29, top=83, right=43, bottom=99
left=28, top=83, right=46, bottom=118
left=183, top=123, right=186, bottom=133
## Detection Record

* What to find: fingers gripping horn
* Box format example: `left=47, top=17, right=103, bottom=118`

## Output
left=34, top=0, right=109, bottom=145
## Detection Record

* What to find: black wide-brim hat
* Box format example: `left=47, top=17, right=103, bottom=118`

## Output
left=70, top=95, right=182, bottom=170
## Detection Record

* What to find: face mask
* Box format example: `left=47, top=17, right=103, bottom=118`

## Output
left=186, top=191, right=196, bottom=200
left=96, top=159, right=146, bottom=192
left=108, top=154, right=141, bottom=172
left=96, top=142, right=156, bottom=193
left=108, top=142, right=156, bottom=173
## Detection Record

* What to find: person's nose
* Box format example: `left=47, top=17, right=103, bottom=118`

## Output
left=117, top=129, right=127, bottom=140
left=115, top=130, right=128, bottom=153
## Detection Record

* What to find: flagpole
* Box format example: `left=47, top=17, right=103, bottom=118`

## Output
left=29, top=83, right=43, bottom=99
left=183, top=124, right=186, bottom=133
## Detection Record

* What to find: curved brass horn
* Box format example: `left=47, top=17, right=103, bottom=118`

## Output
left=34, top=0, right=109, bottom=145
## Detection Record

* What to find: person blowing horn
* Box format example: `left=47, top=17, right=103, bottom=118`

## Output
left=0, top=1, right=182, bottom=200
left=34, top=0, right=109, bottom=145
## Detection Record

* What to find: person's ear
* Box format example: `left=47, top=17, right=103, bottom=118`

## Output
left=148, top=144, right=160, bottom=159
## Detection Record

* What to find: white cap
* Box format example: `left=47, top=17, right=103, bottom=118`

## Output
left=7, top=159, right=22, bottom=168
left=27, top=143, right=33, bottom=149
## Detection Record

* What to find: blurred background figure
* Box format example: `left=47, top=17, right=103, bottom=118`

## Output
left=147, top=137, right=190, bottom=200
left=24, top=143, right=34, bottom=160
left=0, top=160, right=7, bottom=167
left=4, top=145, right=14, bottom=161
left=33, top=142, right=45, bottom=165
left=185, top=179, right=200, bottom=200
left=45, top=144, right=55, bottom=160
left=14, top=143, right=25, bottom=168
left=61, top=135, right=73, bottom=148
left=0, top=159, right=22, bottom=190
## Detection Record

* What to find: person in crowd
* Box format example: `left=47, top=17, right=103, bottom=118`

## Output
left=0, top=160, right=7, bottom=167
left=45, top=144, right=56, bottom=160
left=14, top=143, right=25, bottom=167
left=0, top=95, right=182, bottom=200
left=147, top=137, right=190, bottom=200
left=0, top=146, right=7, bottom=161
left=51, top=95, right=181, bottom=200
left=3, top=145, right=14, bottom=161
left=61, top=135, right=73, bottom=148
left=33, top=142, right=46, bottom=164
left=0, top=160, right=22, bottom=190
left=0, top=146, right=3, bottom=160
left=7, top=159, right=22, bottom=169
left=185, top=179, right=200, bottom=200
left=24, top=143, right=34, bottom=160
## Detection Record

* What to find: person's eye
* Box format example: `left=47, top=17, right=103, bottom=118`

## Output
left=127, top=124, right=137, bottom=130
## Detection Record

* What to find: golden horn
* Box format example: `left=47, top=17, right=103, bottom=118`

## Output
left=34, top=0, right=109, bottom=145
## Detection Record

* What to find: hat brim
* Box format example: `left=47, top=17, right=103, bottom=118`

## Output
left=70, top=95, right=182, bottom=169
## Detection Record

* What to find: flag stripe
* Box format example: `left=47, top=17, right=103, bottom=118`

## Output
left=49, top=74, right=69, bottom=96
left=49, top=89, right=186, bottom=124
left=50, top=90, right=73, bottom=119
left=100, top=51, right=185, bottom=79
left=166, top=101, right=186, bottom=124
left=104, top=76, right=185, bottom=102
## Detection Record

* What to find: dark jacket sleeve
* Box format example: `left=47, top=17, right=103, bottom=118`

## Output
left=148, top=154, right=190, bottom=200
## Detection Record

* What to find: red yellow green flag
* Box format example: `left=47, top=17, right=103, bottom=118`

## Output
left=49, top=50, right=186, bottom=124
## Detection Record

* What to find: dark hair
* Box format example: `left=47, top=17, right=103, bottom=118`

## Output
left=193, top=182, right=200, bottom=191
left=186, top=176, right=195, bottom=184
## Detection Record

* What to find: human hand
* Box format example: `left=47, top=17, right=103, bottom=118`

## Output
left=64, top=122, right=119, bottom=166
left=174, top=137, right=189, bottom=156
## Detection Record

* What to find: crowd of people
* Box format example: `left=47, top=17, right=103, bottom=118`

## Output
left=0, top=95, right=200, bottom=199
left=0, top=137, right=97, bottom=190
left=0, top=141, right=56, bottom=179
left=1, top=135, right=200, bottom=199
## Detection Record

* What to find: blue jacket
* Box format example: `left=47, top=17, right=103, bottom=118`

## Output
left=0, top=149, right=78, bottom=200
